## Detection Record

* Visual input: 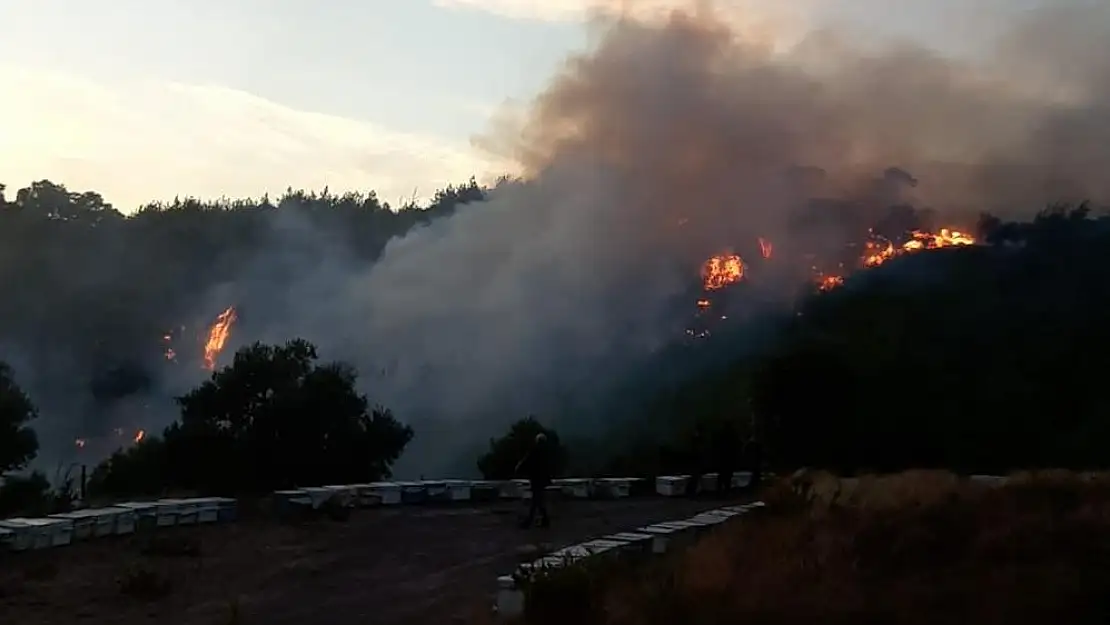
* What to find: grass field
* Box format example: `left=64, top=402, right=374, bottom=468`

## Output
left=509, top=470, right=1110, bottom=625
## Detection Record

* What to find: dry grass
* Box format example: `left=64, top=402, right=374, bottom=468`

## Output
left=514, top=470, right=1110, bottom=625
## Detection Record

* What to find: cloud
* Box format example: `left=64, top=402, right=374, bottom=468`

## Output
left=433, top=0, right=816, bottom=41
left=0, top=66, right=507, bottom=211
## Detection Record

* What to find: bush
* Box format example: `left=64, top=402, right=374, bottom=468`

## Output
left=0, top=471, right=73, bottom=517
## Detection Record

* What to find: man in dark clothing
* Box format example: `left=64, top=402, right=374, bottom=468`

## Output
left=517, top=433, right=553, bottom=528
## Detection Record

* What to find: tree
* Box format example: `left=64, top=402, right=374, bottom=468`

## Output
left=0, top=362, right=39, bottom=474
left=0, top=472, right=51, bottom=517
left=477, top=416, right=567, bottom=480
left=163, top=339, right=413, bottom=494
left=87, top=436, right=169, bottom=498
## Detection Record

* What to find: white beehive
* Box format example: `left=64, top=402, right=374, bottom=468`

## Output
left=0, top=519, right=36, bottom=551
left=655, top=475, right=688, bottom=496
left=112, top=507, right=138, bottom=534
left=731, top=471, right=752, bottom=489
left=606, top=531, right=654, bottom=553
left=499, top=479, right=529, bottom=499
left=348, top=484, right=381, bottom=507
left=592, top=478, right=632, bottom=499
left=495, top=575, right=524, bottom=618
left=188, top=498, right=222, bottom=523
left=48, top=510, right=96, bottom=540
left=115, top=502, right=159, bottom=532
left=367, top=482, right=402, bottom=505
left=321, top=485, right=357, bottom=499
left=577, top=538, right=629, bottom=556
left=301, top=486, right=343, bottom=508
left=418, top=480, right=449, bottom=502
left=50, top=507, right=125, bottom=539
left=156, top=499, right=194, bottom=525
left=554, top=478, right=591, bottom=498
left=442, top=479, right=472, bottom=501
left=393, top=481, right=430, bottom=504
left=636, top=523, right=686, bottom=553
left=2, top=517, right=73, bottom=548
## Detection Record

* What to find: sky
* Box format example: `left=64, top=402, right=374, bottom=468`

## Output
left=0, top=0, right=1048, bottom=212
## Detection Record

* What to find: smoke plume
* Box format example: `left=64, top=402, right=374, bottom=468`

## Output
left=260, top=2, right=1110, bottom=476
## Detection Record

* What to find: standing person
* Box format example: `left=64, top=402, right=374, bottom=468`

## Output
left=517, top=433, right=553, bottom=528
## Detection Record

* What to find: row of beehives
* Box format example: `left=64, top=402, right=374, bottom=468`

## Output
left=0, top=497, right=237, bottom=552
left=495, top=500, right=767, bottom=618
left=271, top=472, right=753, bottom=510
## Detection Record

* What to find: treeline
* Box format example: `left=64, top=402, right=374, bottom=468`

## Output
left=0, top=178, right=486, bottom=420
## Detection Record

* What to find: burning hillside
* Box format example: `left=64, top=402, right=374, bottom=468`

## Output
left=693, top=225, right=977, bottom=309
left=72, top=305, right=238, bottom=454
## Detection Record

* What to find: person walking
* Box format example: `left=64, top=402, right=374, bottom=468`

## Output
left=516, top=433, right=553, bottom=528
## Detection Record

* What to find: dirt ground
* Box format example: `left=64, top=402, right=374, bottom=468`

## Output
left=0, top=496, right=738, bottom=625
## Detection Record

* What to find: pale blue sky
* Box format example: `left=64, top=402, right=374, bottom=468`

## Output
left=0, top=0, right=1047, bottom=211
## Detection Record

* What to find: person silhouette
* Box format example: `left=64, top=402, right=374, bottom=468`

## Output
left=516, top=433, right=553, bottom=528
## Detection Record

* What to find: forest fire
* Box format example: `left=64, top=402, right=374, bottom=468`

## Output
left=203, top=306, right=237, bottom=371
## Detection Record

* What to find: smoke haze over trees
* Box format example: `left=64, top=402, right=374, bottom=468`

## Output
left=2, top=2, right=1110, bottom=478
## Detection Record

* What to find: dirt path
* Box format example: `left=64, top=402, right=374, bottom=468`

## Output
left=1, top=496, right=741, bottom=625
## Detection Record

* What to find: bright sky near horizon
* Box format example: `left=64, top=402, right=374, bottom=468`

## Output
left=0, top=0, right=1045, bottom=212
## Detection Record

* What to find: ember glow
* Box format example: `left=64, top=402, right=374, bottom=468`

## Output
left=74, top=427, right=146, bottom=449
left=758, top=237, right=773, bottom=259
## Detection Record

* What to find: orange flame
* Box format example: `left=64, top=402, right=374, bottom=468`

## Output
left=203, top=306, right=238, bottom=371
left=816, top=227, right=976, bottom=291
left=816, top=274, right=845, bottom=291
left=133, top=429, right=145, bottom=444
left=701, top=253, right=744, bottom=290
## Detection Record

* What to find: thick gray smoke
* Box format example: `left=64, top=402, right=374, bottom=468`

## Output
left=256, top=2, right=1110, bottom=477
left=24, top=2, right=1110, bottom=477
